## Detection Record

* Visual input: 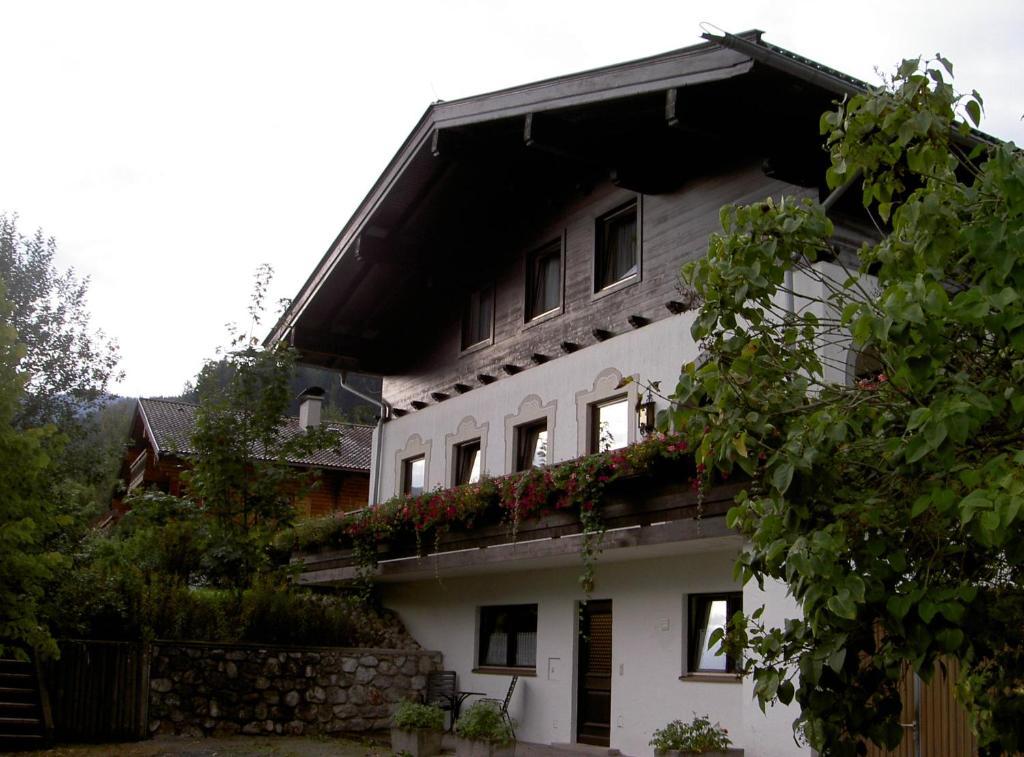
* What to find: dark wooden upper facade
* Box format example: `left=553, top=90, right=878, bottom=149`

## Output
left=269, top=30, right=874, bottom=405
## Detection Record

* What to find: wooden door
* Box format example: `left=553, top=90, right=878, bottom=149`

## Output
left=577, top=600, right=613, bottom=746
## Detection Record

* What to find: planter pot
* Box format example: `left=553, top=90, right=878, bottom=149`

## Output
left=391, top=727, right=444, bottom=757
left=454, top=736, right=516, bottom=757
left=655, top=750, right=744, bottom=757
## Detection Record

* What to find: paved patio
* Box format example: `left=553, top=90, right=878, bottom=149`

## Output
left=5, top=734, right=391, bottom=757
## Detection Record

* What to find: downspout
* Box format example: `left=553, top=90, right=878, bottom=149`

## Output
left=339, top=371, right=392, bottom=507
left=784, top=170, right=864, bottom=314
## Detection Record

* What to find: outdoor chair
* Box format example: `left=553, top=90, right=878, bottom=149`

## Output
left=423, top=670, right=457, bottom=728
left=476, top=675, right=518, bottom=740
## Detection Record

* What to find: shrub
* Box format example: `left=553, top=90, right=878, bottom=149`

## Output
left=393, top=701, right=445, bottom=731
left=455, top=702, right=514, bottom=746
left=649, top=714, right=732, bottom=754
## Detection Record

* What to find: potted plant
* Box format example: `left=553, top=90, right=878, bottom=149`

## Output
left=454, top=701, right=515, bottom=757
left=391, top=700, right=446, bottom=757
left=649, top=714, right=743, bottom=756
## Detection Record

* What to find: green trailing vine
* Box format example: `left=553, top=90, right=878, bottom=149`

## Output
left=279, top=432, right=700, bottom=600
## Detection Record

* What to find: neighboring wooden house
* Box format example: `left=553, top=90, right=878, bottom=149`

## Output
left=111, top=394, right=372, bottom=519
left=266, top=30, right=970, bottom=756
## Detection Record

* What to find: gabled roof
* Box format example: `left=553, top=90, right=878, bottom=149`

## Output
left=137, top=397, right=372, bottom=472
left=263, top=29, right=894, bottom=372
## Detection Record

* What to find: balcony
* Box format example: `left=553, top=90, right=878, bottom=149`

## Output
left=286, top=435, right=744, bottom=585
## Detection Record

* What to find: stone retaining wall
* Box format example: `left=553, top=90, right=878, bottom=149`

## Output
left=148, top=641, right=443, bottom=737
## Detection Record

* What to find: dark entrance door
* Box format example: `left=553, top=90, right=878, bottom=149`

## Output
left=577, top=599, right=612, bottom=746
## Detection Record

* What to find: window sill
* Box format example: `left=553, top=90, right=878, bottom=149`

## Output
left=459, top=337, right=494, bottom=359
left=678, top=673, right=742, bottom=683
left=522, top=305, right=563, bottom=331
left=472, top=666, right=537, bottom=677
left=591, top=273, right=639, bottom=302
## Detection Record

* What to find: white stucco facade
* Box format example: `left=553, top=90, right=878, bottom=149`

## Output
left=371, top=312, right=701, bottom=504
left=380, top=540, right=808, bottom=757
left=355, top=262, right=861, bottom=756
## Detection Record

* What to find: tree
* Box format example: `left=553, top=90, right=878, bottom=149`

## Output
left=0, top=283, right=67, bottom=659
left=0, top=214, right=122, bottom=430
left=181, top=265, right=335, bottom=585
left=670, top=57, right=1023, bottom=754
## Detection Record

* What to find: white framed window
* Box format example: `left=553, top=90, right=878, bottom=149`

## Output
left=575, top=368, right=638, bottom=456
left=504, top=395, right=556, bottom=473
left=594, top=199, right=640, bottom=293
left=402, top=455, right=426, bottom=496
left=394, top=434, right=431, bottom=498
left=686, top=592, right=742, bottom=674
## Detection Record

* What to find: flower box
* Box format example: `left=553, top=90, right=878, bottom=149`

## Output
left=390, top=727, right=443, bottom=757
left=454, top=735, right=516, bottom=757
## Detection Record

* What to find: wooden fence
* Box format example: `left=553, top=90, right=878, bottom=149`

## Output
left=43, top=640, right=151, bottom=742
left=865, top=657, right=977, bottom=757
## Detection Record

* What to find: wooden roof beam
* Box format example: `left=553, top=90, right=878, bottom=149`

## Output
left=523, top=112, right=605, bottom=168
left=353, top=234, right=422, bottom=266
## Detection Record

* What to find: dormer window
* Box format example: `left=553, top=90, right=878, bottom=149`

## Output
left=526, top=240, right=562, bottom=321
left=461, top=286, right=494, bottom=351
left=595, top=200, right=638, bottom=292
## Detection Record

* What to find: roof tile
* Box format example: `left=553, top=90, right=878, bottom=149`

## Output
left=138, top=398, right=372, bottom=472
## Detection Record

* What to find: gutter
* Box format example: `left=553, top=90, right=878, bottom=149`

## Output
left=701, top=28, right=865, bottom=97
left=338, top=371, right=392, bottom=506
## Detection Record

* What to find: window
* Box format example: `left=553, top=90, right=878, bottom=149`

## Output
left=478, top=604, right=537, bottom=670
left=595, top=201, right=638, bottom=292
left=514, top=420, right=548, bottom=471
left=851, top=348, right=884, bottom=384
left=402, top=455, right=425, bottom=496
left=526, top=240, right=561, bottom=321
left=454, top=439, right=482, bottom=486
left=461, top=286, right=494, bottom=351
left=688, top=593, right=742, bottom=673
left=589, top=396, right=629, bottom=453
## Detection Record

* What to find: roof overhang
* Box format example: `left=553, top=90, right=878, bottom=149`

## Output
left=267, top=30, right=869, bottom=372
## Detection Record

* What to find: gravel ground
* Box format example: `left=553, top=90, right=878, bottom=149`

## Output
left=4, top=734, right=393, bottom=757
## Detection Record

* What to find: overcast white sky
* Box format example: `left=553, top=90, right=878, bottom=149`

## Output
left=2, top=0, right=1021, bottom=398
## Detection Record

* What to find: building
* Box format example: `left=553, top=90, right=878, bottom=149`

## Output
left=111, top=392, right=373, bottom=520
left=269, top=30, right=880, bottom=756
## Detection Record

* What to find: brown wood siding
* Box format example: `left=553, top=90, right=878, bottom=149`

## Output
left=297, top=471, right=370, bottom=518
left=382, top=163, right=815, bottom=411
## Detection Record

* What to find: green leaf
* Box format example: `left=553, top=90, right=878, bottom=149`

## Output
left=777, top=679, right=795, bottom=705
left=911, top=494, right=931, bottom=519
left=732, top=433, right=748, bottom=458
left=828, top=647, right=847, bottom=673
left=936, top=628, right=964, bottom=652
left=827, top=594, right=857, bottom=620
left=965, top=99, right=981, bottom=127
left=887, top=594, right=913, bottom=620
left=771, top=463, right=795, bottom=494
left=904, top=435, right=931, bottom=464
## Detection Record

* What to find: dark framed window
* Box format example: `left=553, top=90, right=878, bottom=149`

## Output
left=589, top=396, right=629, bottom=453
left=461, top=286, right=494, bottom=351
left=514, top=420, right=548, bottom=471
left=526, top=240, right=562, bottom=321
left=688, top=592, right=742, bottom=673
left=595, top=201, right=638, bottom=292
left=478, top=604, right=537, bottom=670
left=402, top=455, right=425, bottom=496
left=454, top=439, right=481, bottom=486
